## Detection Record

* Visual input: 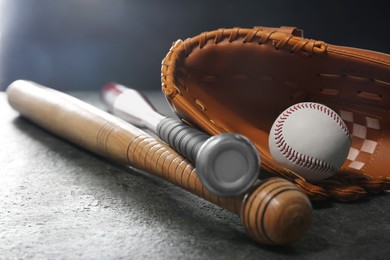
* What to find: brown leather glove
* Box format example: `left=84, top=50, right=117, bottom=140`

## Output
left=161, top=26, right=390, bottom=201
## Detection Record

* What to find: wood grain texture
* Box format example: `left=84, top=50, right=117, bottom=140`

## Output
left=7, top=80, right=312, bottom=245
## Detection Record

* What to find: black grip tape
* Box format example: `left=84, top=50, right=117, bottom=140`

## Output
left=157, top=118, right=209, bottom=162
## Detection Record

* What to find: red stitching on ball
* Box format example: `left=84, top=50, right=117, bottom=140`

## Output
left=273, top=102, right=349, bottom=174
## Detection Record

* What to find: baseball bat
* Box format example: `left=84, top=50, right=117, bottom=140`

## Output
left=7, top=80, right=312, bottom=245
left=101, top=82, right=260, bottom=197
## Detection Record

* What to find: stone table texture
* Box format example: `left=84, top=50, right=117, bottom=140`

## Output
left=1, top=91, right=390, bottom=260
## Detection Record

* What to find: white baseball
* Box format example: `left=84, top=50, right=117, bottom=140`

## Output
left=268, top=102, right=351, bottom=182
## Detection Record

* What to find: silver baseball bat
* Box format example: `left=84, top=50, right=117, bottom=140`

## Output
left=101, top=83, right=260, bottom=196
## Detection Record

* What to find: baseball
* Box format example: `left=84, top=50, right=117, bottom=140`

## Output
left=268, top=102, right=351, bottom=182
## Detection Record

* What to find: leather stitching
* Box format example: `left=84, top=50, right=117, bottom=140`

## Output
left=194, top=28, right=326, bottom=56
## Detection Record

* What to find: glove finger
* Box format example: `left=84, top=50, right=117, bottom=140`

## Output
left=356, top=176, right=390, bottom=193
left=293, top=179, right=329, bottom=201
left=319, top=182, right=367, bottom=202
left=330, top=172, right=390, bottom=193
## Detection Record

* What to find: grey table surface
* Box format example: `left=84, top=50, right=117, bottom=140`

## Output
left=1, top=90, right=390, bottom=260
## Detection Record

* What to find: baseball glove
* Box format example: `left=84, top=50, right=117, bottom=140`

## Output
left=161, top=26, right=390, bottom=201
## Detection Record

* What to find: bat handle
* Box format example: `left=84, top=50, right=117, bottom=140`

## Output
left=157, top=117, right=208, bottom=162
left=156, top=117, right=260, bottom=196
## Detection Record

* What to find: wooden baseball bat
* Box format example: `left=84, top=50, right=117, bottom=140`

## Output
left=6, top=80, right=312, bottom=245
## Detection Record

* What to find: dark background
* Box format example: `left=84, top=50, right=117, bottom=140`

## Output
left=1, top=0, right=389, bottom=91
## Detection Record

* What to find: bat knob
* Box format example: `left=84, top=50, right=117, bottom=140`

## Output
left=196, top=133, right=260, bottom=196
left=241, top=178, right=312, bottom=245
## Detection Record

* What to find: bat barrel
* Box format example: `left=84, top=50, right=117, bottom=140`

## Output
left=241, top=178, right=312, bottom=245
left=7, top=80, right=312, bottom=245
